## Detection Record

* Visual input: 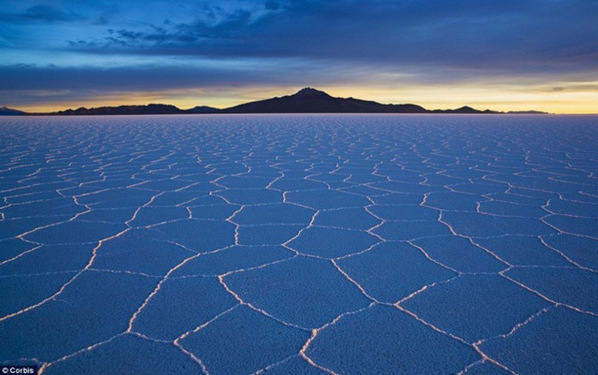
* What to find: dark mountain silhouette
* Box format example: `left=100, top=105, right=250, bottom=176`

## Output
left=51, top=104, right=220, bottom=115
left=52, top=104, right=184, bottom=115
left=0, top=107, right=26, bottom=115
left=223, top=87, right=428, bottom=113
left=431, top=106, right=500, bottom=114
left=4, top=88, right=547, bottom=115
left=186, top=105, right=222, bottom=114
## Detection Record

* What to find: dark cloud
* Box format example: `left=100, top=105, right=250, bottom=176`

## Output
left=0, top=64, right=240, bottom=91
left=22, top=5, right=75, bottom=22
left=0, top=4, right=80, bottom=23
left=0, top=61, right=346, bottom=92
left=63, top=0, right=598, bottom=75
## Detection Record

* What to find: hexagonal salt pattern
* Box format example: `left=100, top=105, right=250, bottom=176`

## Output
left=1, top=114, right=597, bottom=374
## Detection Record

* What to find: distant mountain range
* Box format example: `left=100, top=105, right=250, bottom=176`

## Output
left=1, top=88, right=547, bottom=115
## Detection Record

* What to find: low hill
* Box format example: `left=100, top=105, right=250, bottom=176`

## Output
left=52, top=104, right=184, bottom=115
left=0, top=107, right=26, bottom=115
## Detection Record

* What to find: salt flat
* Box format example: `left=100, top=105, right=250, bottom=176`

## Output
left=1, top=114, right=597, bottom=374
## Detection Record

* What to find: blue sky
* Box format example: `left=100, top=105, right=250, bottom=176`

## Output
left=1, top=0, right=597, bottom=112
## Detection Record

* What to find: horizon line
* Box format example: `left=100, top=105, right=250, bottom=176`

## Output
left=3, top=87, right=570, bottom=115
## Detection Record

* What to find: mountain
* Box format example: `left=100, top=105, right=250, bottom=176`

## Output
left=0, top=107, right=26, bottom=115
left=52, top=104, right=184, bottom=115
left=431, top=106, right=501, bottom=114
left=223, top=87, right=428, bottom=113
left=185, top=106, right=222, bottom=114
left=48, top=104, right=225, bottom=115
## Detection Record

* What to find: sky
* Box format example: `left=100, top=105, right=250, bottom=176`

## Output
left=1, top=0, right=597, bottom=113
